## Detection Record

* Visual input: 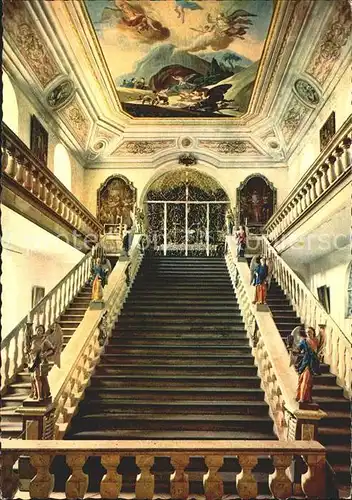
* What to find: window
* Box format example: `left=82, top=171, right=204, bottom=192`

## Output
left=347, top=263, right=352, bottom=317
left=53, top=143, right=71, bottom=191
left=3, top=72, right=19, bottom=134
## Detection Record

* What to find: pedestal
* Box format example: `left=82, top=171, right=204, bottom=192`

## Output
left=90, top=300, right=105, bottom=310
left=255, top=303, right=270, bottom=312
left=16, top=399, right=56, bottom=490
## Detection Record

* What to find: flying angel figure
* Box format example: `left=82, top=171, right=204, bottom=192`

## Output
left=175, top=0, right=203, bottom=24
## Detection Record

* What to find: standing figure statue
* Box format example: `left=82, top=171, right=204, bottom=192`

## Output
left=235, top=225, right=247, bottom=258
left=91, top=257, right=108, bottom=302
left=293, top=326, right=321, bottom=404
left=25, top=323, right=59, bottom=402
left=226, top=208, right=235, bottom=235
left=135, top=208, right=145, bottom=234
left=252, top=257, right=268, bottom=305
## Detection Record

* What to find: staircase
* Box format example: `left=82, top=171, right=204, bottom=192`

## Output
left=0, top=282, right=92, bottom=439
left=266, top=278, right=351, bottom=493
left=63, top=256, right=276, bottom=494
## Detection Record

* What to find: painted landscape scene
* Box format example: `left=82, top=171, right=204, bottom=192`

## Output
left=85, top=0, right=274, bottom=118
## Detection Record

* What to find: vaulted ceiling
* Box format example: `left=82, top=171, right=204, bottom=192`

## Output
left=3, top=0, right=351, bottom=167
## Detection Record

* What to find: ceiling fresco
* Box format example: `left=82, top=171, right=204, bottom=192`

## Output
left=84, top=0, right=274, bottom=119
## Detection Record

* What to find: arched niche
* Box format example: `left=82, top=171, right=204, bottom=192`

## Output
left=3, top=72, right=19, bottom=134
left=53, top=143, right=71, bottom=191
left=97, top=175, right=137, bottom=228
left=237, top=174, right=276, bottom=230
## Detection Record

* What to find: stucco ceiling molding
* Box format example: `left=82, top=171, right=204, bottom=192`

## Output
left=280, top=94, right=310, bottom=145
left=3, top=0, right=61, bottom=89
left=112, top=140, right=177, bottom=156
left=306, top=0, right=352, bottom=86
left=58, top=95, right=93, bottom=150
left=198, top=140, right=263, bottom=157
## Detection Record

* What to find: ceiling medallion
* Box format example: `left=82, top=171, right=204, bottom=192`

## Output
left=46, top=78, right=75, bottom=110
left=294, top=79, right=320, bottom=107
left=178, top=153, right=197, bottom=166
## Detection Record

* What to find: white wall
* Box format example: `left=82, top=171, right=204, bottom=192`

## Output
left=83, top=164, right=290, bottom=216
left=5, top=73, right=86, bottom=203
left=306, top=245, right=351, bottom=339
left=287, top=65, right=351, bottom=188
left=1, top=206, right=84, bottom=338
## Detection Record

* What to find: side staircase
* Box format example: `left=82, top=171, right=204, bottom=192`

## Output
left=266, top=278, right=351, bottom=493
left=61, top=256, right=276, bottom=495
left=0, top=282, right=92, bottom=439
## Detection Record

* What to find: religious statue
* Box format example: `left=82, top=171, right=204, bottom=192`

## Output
left=135, top=208, right=145, bottom=233
left=25, top=323, right=61, bottom=402
left=91, top=257, right=109, bottom=301
left=225, top=208, right=235, bottom=235
left=287, top=326, right=322, bottom=405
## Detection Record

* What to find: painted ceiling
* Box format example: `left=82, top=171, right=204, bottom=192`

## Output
left=84, top=0, right=274, bottom=119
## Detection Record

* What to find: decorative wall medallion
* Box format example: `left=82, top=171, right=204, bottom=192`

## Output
left=294, top=79, right=320, bottom=106
left=46, top=78, right=75, bottom=110
left=114, top=140, right=175, bottom=155
left=306, top=0, right=352, bottom=85
left=178, top=153, right=197, bottom=166
left=3, top=0, right=60, bottom=88
left=281, top=95, right=309, bottom=144
left=181, top=137, right=192, bottom=148
left=199, top=140, right=261, bottom=155
left=59, top=97, right=90, bottom=145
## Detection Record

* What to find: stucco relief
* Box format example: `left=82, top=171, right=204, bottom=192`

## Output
left=113, top=140, right=176, bottom=155
left=199, top=140, right=261, bottom=155
left=281, top=95, right=309, bottom=144
left=306, top=0, right=351, bottom=85
left=3, top=0, right=60, bottom=88
left=294, top=79, right=320, bottom=107
left=59, top=97, right=91, bottom=145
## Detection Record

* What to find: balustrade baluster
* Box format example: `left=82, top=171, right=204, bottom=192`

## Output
left=203, top=456, right=224, bottom=500
left=268, top=455, right=292, bottom=500
left=236, top=455, right=258, bottom=500
left=29, top=454, right=54, bottom=500
left=135, top=455, right=154, bottom=500
left=310, top=176, right=318, bottom=201
left=31, top=166, right=40, bottom=197
left=301, top=453, right=326, bottom=499
left=38, top=174, right=47, bottom=202
left=0, top=453, right=20, bottom=499
left=100, top=455, right=122, bottom=499
left=23, top=159, right=34, bottom=191
left=65, top=454, right=89, bottom=500
left=327, top=155, right=337, bottom=184
left=301, top=189, right=308, bottom=211
left=334, top=146, right=344, bottom=176
left=321, top=163, right=330, bottom=191
left=305, top=182, right=313, bottom=206
left=51, top=188, right=59, bottom=212
left=15, top=156, right=26, bottom=186
left=170, top=455, right=189, bottom=500
left=342, top=137, right=351, bottom=170
left=315, top=169, right=323, bottom=196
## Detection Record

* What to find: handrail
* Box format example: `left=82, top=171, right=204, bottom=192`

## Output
left=262, top=235, right=352, bottom=396
left=225, top=237, right=299, bottom=439
left=1, top=439, right=326, bottom=500
left=0, top=249, right=93, bottom=392
left=264, top=117, right=352, bottom=241
left=49, top=235, right=143, bottom=439
left=2, top=123, right=103, bottom=237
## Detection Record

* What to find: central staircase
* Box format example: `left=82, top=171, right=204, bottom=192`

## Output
left=63, top=256, right=276, bottom=494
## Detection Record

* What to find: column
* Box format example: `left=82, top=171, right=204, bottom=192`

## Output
left=185, top=202, right=188, bottom=257
left=206, top=203, right=210, bottom=257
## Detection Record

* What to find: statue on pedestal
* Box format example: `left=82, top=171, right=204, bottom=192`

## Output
left=91, top=257, right=110, bottom=301
left=25, top=323, right=61, bottom=402
left=225, top=208, right=236, bottom=235
left=135, top=208, right=145, bottom=233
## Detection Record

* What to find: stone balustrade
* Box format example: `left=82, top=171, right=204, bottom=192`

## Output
left=1, top=123, right=102, bottom=239
left=49, top=236, right=142, bottom=439
left=0, top=439, right=326, bottom=500
left=263, top=236, right=352, bottom=398
left=264, top=117, right=352, bottom=242
left=0, top=251, right=93, bottom=394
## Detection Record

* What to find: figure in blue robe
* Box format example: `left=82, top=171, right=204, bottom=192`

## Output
left=175, top=0, right=203, bottom=23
